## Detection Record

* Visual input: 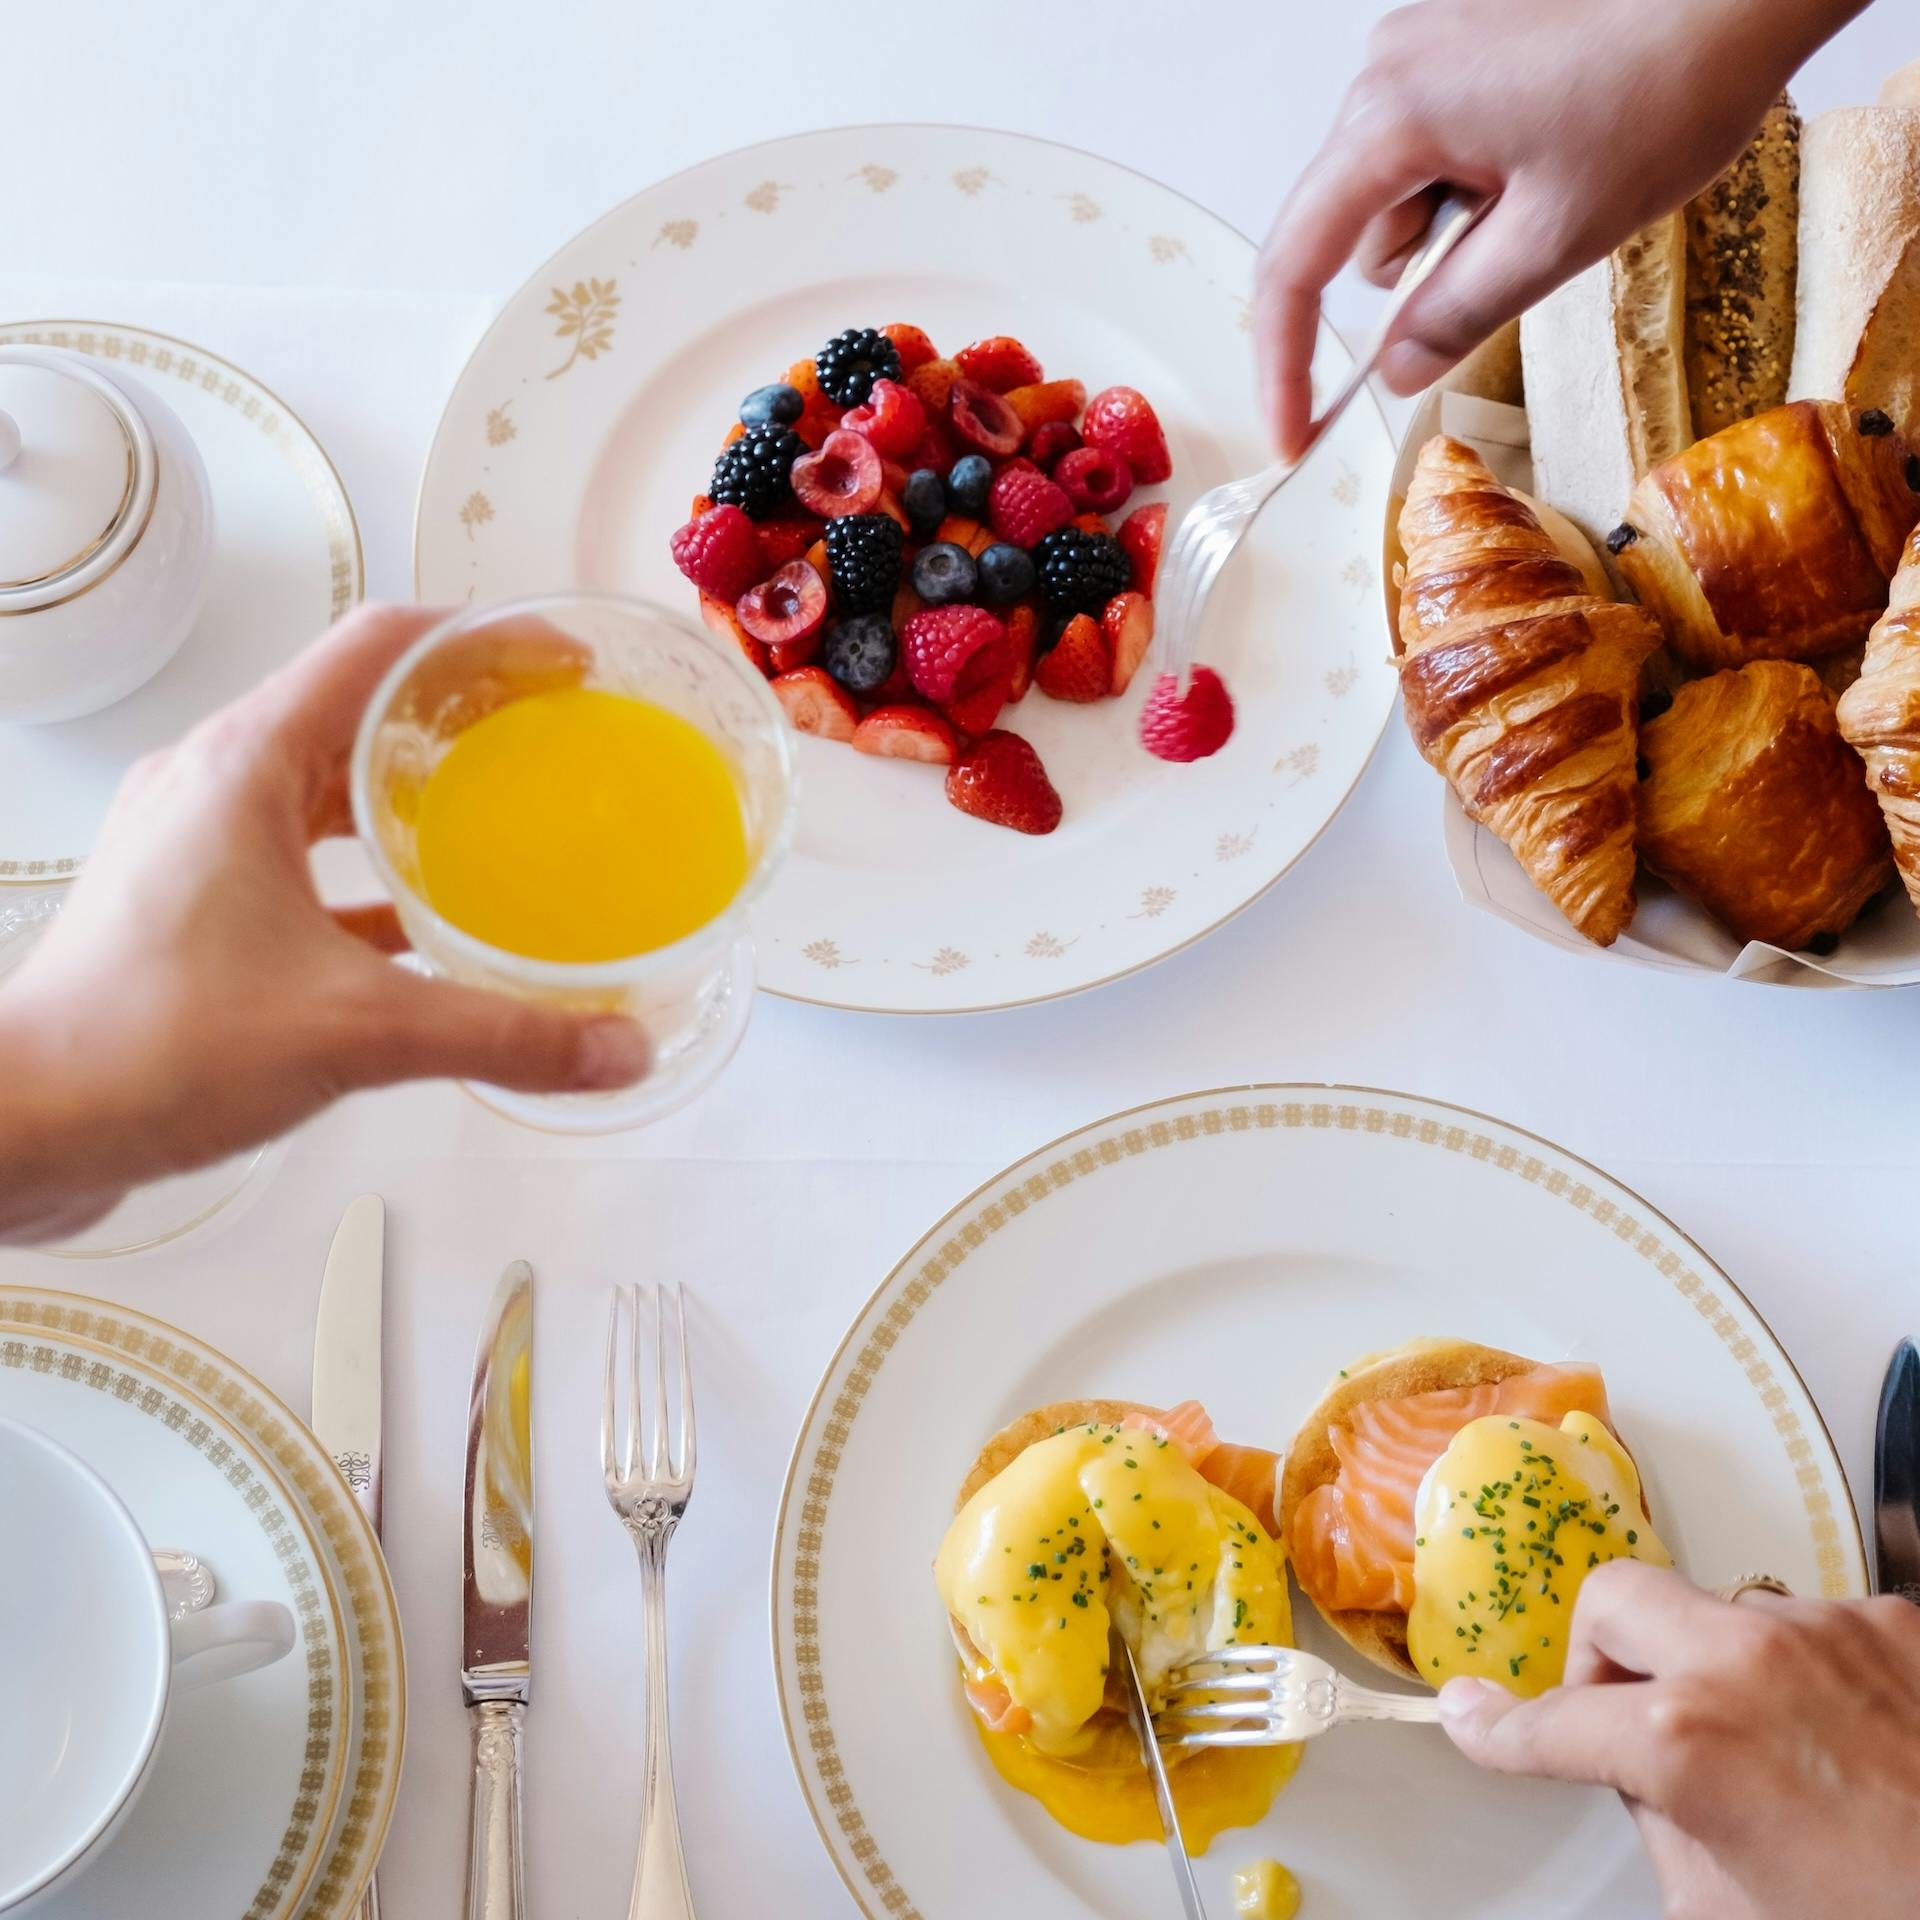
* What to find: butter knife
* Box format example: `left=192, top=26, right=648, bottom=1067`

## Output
left=1876, top=1336, right=1919, bottom=1604
left=463, top=1261, right=535, bottom=1920
left=312, top=1194, right=385, bottom=1920
left=1115, top=1628, right=1209, bottom=1920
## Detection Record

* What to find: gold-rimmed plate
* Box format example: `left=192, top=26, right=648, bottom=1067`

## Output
left=770, top=1084, right=1864, bottom=1918
left=0, top=1287, right=404, bottom=1918
left=416, top=126, right=1396, bottom=1014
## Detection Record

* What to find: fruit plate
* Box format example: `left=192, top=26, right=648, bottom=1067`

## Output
left=771, top=1084, right=1865, bottom=1920
left=416, top=125, right=1395, bottom=1014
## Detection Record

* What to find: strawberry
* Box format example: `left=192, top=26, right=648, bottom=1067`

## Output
left=1005, top=379, right=1086, bottom=438
left=881, top=324, right=940, bottom=376
left=755, top=512, right=826, bottom=571
left=988, top=465, right=1074, bottom=546
left=941, top=646, right=1013, bottom=736
left=772, top=666, right=859, bottom=742
left=1102, top=592, right=1154, bottom=695
left=1081, top=386, right=1171, bottom=484
left=854, top=704, right=959, bottom=763
left=698, top=591, right=770, bottom=675
left=785, top=358, right=844, bottom=450
left=905, top=357, right=963, bottom=417
left=841, top=378, right=926, bottom=459
left=1034, top=612, right=1110, bottom=703
left=1118, top=502, right=1166, bottom=596
left=1053, top=445, right=1134, bottom=514
left=670, top=504, right=763, bottom=601
left=1139, top=666, right=1234, bottom=761
left=955, top=335, right=1044, bottom=393
left=770, top=634, right=820, bottom=673
left=903, top=605, right=1006, bottom=703
left=1027, top=420, right=1081, bottom=471
left=946, top=730, right=1062, bottom=835
left=1005, top=603, right=1039, bottom=701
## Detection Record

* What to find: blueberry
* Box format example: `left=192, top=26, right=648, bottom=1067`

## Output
left=911, top=542, right=978, bottom=606
left=902, top=467, right=947, bottom=535
left=948, top=453, right=992, bottom=516
left=976, top=542, right=1036, bottom=607
left=740, top=382, right=804, bottom=429
left=822, top=614, right=896, bottom=695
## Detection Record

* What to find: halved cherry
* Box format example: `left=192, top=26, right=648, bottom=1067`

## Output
left=737, top=559, right=827, bottom=649
left=791, top=429, right=884, bottom=518
left=947, top=378, right=1024, bottom=457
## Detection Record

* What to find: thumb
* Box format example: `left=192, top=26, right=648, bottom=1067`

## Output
left=1438, top=1674, right=1655, bottom=1799
left=342, top=965, right=651, bottom=1095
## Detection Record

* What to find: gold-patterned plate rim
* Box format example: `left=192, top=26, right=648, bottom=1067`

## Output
left=411, top=123, right=1397, bottom=1018
left=768, top=1083, right=1866, bottom=1920
left=0, top=1322, right=349, bottom=1916
left=0, top=1287, right=406, bottom=1918
left=0, top=319, right=366, bottom=886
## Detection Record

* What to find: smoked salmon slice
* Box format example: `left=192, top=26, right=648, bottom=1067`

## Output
left=1125, top=1402, right=1281, bottom=1526
left=1289, top=1364, right=1612, bottom=1614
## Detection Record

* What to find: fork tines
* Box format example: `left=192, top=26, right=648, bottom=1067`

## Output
left=600, top=1283, right=696, bottom=1497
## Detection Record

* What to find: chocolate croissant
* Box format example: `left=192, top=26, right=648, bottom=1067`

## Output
left=1640, top=662, right=1891, bottom=949
left=1397, top=436, right=1661, bottom=945
left=1836, top=526, right=1920, bottom=920
left=1612, top=399, right=1920, bottom=669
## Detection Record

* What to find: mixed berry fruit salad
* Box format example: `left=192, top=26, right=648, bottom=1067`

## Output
left=669, top=324, right=1215, bottom=835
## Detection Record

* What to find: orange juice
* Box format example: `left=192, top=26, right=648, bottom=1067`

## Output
left=414, top=687, right=749, bottom=963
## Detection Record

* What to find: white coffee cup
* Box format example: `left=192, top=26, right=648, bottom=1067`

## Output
left=0, top=1418, right=297, bottom=1914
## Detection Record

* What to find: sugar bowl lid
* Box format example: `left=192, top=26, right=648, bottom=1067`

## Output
left=0, top=346, right=158, bottom=615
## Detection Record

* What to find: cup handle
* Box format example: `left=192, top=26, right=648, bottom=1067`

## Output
left=168, top=1599, right=296, bottom=1693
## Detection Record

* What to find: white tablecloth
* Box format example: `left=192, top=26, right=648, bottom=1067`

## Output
left=5, top=5, right=1918, bottom=1914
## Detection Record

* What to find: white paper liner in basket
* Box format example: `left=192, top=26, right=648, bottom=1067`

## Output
left=1386, top=388, right=1920, bottom=989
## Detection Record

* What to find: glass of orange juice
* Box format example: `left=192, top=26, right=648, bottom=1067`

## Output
left=350, top=593, right=797, bottom=1131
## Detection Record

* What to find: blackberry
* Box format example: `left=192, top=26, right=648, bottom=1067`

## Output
left=710, top=425, right=806, bottom=519
left=1034, top=528, right=1131, bottom=615
left=823, top=514, right=903, bottom=614
left=814, top=327, right=902, bottom=407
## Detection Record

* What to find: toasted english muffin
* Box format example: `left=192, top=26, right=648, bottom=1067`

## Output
left=954, top=1399, right=1163, bottom=1510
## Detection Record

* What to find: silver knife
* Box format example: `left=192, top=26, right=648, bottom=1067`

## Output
left=312, top=1194, right=386, bottom=1920
left=1115, top=1627, right=1209, bottom=1920
left=462, top=1262, right=535, bottom=1920
left=1876, top=1336, right=1919, bottom=1604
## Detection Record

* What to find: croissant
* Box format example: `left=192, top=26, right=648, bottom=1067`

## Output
left=1612, top=400, right=1920, bottom=669
left=1397, top=436, right=1661, bottom=945
left=1837, top=526, right=1920, bottom=919
left=1640, top=662, right=1892, bottom=949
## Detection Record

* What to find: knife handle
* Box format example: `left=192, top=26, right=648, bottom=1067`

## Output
left=464, top=1699, right=526, bottom=1920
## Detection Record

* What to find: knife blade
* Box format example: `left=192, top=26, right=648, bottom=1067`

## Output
left=1875, top=1337, right=1920, bottom=1604
left=1114, top=1627, right=1209, bottom=1920
left=312, top=1193, right=386, bottom=1920
left=462, top=1261, right=534, bottom=1920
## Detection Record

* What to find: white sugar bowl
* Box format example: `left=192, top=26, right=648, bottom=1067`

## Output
left=0, top=345, right=213, bottom=724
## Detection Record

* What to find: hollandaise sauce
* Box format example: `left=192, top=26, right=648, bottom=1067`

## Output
left=934, top=1423, right=1302, bottom=1849
left=1408, top=1410, right=1671, bottom=1695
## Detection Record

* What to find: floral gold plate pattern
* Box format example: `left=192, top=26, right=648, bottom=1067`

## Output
left=416, top=126, right=1396, bottom=1014
left=770, top=1085, right=1864, bottom=1919
left=0, top=1287, right=404, bottom=1919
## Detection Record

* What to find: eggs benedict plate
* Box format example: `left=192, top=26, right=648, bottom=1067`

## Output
left=771, top=1086, right=1866, bottom=1920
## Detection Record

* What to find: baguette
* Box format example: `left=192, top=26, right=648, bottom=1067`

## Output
left=1685, top=94, right=1800, bottom=438
left=1437, top=318, right=1523, bottom=408
left=1521, top=214, right=1692, bottom=566
left=1789, top=105, right=1920, bottom=441
left=1882, top=58, right=1920, bottom=110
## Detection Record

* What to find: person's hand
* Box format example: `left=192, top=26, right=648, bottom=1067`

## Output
left=1438, top=1562, right=1920, bottom=1919
left=1255, top=0, right=1868, bottom=457
left=0, top=604, right=649, bottom=1241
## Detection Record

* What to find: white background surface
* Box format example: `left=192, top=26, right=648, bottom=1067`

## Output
left=3, top=4, right=1918, bottom=1915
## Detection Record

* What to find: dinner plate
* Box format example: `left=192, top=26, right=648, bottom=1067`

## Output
left=771, top=1085, right=1865, bottom=1920
left=0, top=1287, right=404, bottom=1918
left=0, top=321, right=362, bottom=890
left=416, top=125, right=1395, bottom=1013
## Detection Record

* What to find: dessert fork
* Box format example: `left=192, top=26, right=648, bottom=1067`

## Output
left=602, top=1283, right=699, bottom=1920
left=1154, top=1644, right=1444, bottom=1746
left=1153, top=189, right=1486, bottom=684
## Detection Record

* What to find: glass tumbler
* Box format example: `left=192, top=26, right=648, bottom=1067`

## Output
left=350, top=593, right=797, bottom=1132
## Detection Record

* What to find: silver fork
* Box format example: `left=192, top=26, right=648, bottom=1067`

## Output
left=602, top=1283, right=699, bottom=1920
left=1154, top=1644, right=1444, bottom=1746
left=1153, top=189, right=1486, bottom=684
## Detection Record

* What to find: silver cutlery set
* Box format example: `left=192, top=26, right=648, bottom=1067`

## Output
left=311, top=1201, right=701, bottom=1920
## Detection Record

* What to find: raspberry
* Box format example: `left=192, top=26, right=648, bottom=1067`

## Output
left=903, top=605, right=1007, bottom=703
left=987, top=466, right=1074, bottom=546
left=1139, top=666, right=1235, bottom=762
left=1027, top=420, right=1082, bottom=471
left=815, top=327, right=902, bottom=406
left=840, top=378, right=926, bottom=459
left=1053, top=445, right=1135, bottom=514
left=1081, top=386, right=1171, bottom=485
left=670, top=505, right=763, bottom=601
left=955, top=335, right=1045, bottom=393
left=946, top=730, right=1062, bottom=835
